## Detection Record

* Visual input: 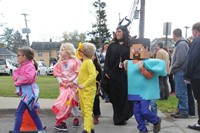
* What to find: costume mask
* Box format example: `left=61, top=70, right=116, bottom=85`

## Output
left=129, top=38, right=150, bottom=60
left=76, top=42, right=83, bottom=59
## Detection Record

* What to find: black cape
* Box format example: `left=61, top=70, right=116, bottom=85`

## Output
left=103, top=41, right=133, bottom=124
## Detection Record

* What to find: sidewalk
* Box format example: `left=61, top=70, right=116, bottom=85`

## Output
left=0, top=96, right=199, bottom=133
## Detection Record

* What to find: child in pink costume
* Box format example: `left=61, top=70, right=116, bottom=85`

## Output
left=12, top=47, right=46, bottom=133
left=52, top=42, right=81, bottom=131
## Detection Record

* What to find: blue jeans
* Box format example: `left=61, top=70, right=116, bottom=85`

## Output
left=134, top=100, right=159, bottom=132
left=101, top=87, right=109, bottom=101
left=150, top=99, right=157, bottom=115
left=174, top=70, right=188, bottom=115
left=13, top=100, right=43, bottom=133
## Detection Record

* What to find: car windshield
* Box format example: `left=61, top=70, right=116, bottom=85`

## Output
left=0, top=59, right=6, bottom=65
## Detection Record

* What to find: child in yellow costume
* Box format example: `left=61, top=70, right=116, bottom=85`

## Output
left=77, top=42, right=97, bottom=133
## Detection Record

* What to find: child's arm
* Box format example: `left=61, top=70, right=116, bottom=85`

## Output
left=53, top=63, right=62, bottom=77
left=138, top=61, right=153, bottom=79
left=14, top=65, right=36, bottom=86
left=56, top=77, right=62, bottom=84
left=12, top=68, right=20, bottom=81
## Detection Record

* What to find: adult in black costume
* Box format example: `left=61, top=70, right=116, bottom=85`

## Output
left=103, top=17, right=133, bottom=125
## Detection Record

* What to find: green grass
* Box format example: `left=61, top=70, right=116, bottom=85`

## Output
left=157, top=95, right=177, bottom=115
left=0, top=75, right=178, bottom=113
left=0, top=76, right=59, bottom=99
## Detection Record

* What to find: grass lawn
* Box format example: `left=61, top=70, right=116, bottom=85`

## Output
left=0, top=75, right=59, bottom=99
left=0, top=75, right=178, bottom=113
left=157, top=95, right=177, bottom=115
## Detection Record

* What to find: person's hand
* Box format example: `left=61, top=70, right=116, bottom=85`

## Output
left=105, top=74, right=110, bottom=79
left=123, top=60, right=128, bottom=71
left=78, top=84, right=84, bottom=90
left=67, top=82, right=75, bottom=88
left=60, top=82, right=68, bottom=89
left=138, top=61, right=144, bottom=69
left=184, top=79, right=191, bottom=84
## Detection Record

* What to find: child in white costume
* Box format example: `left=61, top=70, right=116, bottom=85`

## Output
left=52, top=42, right=81, bottom=131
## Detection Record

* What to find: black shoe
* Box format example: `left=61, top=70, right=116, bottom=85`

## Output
left=105, top=99, right=109, bottom=103
left=91, top=129, right=95, bottom=133
left=188, top=123, right=200, bottom=131
left=171, top=110, right=180, bottom=117
left=82, top=130, right=88, bottom=133
left=114, top=121, right=127, bottom=126
left=153, top=117, right=161, bottom=133
left=54, top=124, right=67, bottom=131
left=174, top=113, right=188, bottom=118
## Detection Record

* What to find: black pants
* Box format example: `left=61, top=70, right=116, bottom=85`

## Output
left=191, top=79, right=200, bottom=124
left=159, top=76, right=169, bottom=100
left=93, top=94, right=101, bottom=116
left=187, top=84, right=195, bottom=116
left=169, top=74, right=175, bottom=93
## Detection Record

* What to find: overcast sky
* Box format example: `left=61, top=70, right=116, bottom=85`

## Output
left=0, top=0, right=200, bottom=44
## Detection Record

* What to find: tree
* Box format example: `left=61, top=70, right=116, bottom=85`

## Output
left=88, top=0, right=111, bottom=48
left=0, top=27, right=14, bottom=50
left=12, top=31, right=27, bottom=53
left=62, top=30, right=86, bottom=48
left=0, top=28, right=27, bottom=53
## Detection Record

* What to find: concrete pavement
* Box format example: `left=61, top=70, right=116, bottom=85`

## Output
left=0, top=96, right=199, bottom=133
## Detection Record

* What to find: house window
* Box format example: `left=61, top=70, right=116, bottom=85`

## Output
left=38, top=51, right=42, bottom=57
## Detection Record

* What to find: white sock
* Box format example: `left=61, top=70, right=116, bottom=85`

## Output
left=72, top=106, right=79, bottom=117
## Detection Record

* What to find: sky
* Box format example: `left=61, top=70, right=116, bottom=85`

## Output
left=0, top=0, right=200, bottom=44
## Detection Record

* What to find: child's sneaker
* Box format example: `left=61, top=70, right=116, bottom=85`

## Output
left=54, top=124, right=67, bottom=131
left=73, top=118, right=80, bottom=127
left=61, top=122, right=67, bottom=129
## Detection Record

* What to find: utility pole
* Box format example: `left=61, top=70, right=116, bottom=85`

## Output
left=184, top=26, right=189, bottom=38
left=21, top=13, right=30, bottom=46
left=119, top=12, right=121, bottom=22
left=139, top=0, right=145, bottom=38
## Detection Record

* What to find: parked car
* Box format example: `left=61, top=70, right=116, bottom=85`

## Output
left=46, top=64, right=54, bottom=75
left=0, top=59, right=17, bottom=76
left=36, top=61, right=47, bottom=76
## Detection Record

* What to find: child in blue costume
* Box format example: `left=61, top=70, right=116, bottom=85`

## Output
left=126, top=38, right=167, bottom=133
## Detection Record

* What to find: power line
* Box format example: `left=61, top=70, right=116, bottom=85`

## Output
left=128, top=0, right=139, bottom=30
left=21, top=13, right=30, bottom=46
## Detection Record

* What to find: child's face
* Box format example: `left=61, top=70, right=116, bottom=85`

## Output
left=78, top=47, right=86, bottom=59
left=60, top=47, right=70, bottom=60
left=17, top=51, right=27, bottom=64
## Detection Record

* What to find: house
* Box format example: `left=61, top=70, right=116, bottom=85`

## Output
left=0, top=48, right=17, bottom=63
left=31, top=42, right=61, bottom=67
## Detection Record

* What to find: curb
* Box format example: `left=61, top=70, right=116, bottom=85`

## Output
left=0, top=109, right=55, bottom=116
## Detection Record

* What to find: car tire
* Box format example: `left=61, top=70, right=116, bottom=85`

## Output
left=37, top=71, right=40, bottom=76
left=10, top=70, right=13, bottom=76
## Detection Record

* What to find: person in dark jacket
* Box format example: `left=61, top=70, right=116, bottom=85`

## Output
left=184, top=22, right=200, bottom=131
